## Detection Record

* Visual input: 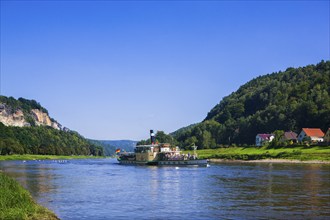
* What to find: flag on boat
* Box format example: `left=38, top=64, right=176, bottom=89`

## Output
left=115, top=148, right=120, bottom=153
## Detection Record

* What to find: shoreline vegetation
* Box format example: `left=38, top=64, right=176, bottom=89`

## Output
left=0, top=172, right=59, bottom=220
left=209, top=158, right=330, bottom=164
left=0, top=154, right=106, bottom=161
left=1, top=146, right=329, bottom=163
left=185, top=146, right=330, bottom=163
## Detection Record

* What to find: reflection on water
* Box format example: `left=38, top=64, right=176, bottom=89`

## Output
left=0, top=160, right=63, bottom=205
left=208, top=163, right=330, bottom=218
left=0, top=159, right=329, bottom=219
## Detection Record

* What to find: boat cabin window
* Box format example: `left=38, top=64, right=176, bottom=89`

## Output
left=160, top=147, right=170, bottom=152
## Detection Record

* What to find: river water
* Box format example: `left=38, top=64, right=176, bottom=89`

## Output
left=0, top=159, right=329, bottom=219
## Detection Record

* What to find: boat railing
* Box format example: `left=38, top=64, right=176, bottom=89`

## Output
left=161, top=152, right=198, bottom=161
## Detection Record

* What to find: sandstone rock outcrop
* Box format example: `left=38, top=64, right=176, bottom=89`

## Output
left=0, top=106, right=28, bottom=127
left=0, top=103, right=62, bottom=130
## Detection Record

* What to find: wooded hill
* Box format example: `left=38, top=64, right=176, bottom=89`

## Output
left=89, top=139, right=137, bottom=156
left=0, top=96, right=104, bottom=156
left=173, top=60, right=330, bottom=149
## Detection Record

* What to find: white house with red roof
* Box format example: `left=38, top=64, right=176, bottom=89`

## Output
left=256, top=134, right=274, bottom=146
left=297, top=128, right=325, bottom=143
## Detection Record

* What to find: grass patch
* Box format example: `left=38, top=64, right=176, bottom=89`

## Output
left=185, top=146, right=330, bottom=161
left=0, top=154, right=106, bottom=161
left=0, top=172, right=59, bottom=220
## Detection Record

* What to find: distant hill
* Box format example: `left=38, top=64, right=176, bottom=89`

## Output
left=173, top=60, right=330, bottom=148
left=0, top=96, right=104, bottom=156
left=89, top=140, right=137, bottom=156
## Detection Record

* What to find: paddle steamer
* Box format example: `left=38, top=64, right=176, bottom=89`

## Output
left=117, top=130, right=208, bottom=166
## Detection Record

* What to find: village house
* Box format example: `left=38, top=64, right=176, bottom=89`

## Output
left=280, top=131, right=298, bottom=143
left=256, top=134, right=274, bottom=146
left=324, top=128, right=330, bottom=143
left=297, top=128, right=324, bottom=143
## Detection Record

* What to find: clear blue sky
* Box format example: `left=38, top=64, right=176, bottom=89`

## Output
left=1, top=0, right=329, bottom=140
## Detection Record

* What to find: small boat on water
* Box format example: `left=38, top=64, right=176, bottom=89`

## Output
left=117, top=130, right=208, bottom=167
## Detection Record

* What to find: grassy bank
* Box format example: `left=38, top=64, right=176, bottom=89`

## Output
left=189, top=146, right=330, bottom=161
left=0, top=154, right=106, bottom=161
left=0, top=172, right=59, bottom=220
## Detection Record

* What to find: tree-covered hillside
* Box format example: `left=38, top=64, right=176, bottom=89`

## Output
left=0, top=123, right=104, bottom=156
left=0, top=96, right=104, bottom=156
left=174, top=60, right=330, bottom=148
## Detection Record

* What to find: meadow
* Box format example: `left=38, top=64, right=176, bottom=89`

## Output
left=187, top=146, right=330, bottom=161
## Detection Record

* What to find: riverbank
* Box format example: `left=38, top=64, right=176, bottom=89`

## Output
left=0, top=171, right=59, bottom=220
left=192, top=146, right=330, bottom=162
left=0, top=154, right=106, bottom=161
left=209, top=158, right=330, bottom=164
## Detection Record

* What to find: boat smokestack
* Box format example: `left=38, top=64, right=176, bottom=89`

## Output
left=150, top=130, right=156, bottom=145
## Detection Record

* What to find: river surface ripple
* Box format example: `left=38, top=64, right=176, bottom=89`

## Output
left=1, top=159, right=329, bottom=219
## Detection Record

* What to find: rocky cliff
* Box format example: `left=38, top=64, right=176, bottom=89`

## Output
left=30, top=109, right=62, bottom=129
left=0, top=106, right=28, bottom=127
left=0, top=97, right=63, bottom=130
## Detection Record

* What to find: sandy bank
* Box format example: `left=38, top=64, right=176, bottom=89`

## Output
left=209, top=158, right=330, bottom=164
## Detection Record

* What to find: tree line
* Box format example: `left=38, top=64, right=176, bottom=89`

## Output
left=0, top=122, right=104, bottom=156
left=0, top=96, right=49, bottom=115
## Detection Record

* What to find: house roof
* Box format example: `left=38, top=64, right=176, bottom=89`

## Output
left=284, top=131, right=298, bottom=140
left=257, top=134, right=274, bottom=140
left=302, top=128, right=324, bottom=138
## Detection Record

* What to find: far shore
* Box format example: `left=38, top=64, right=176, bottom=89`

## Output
left=0, top=154, right=107, bottom=161
left=1, top=154, right=329, bottom=164
left=209, top=158, right=330, bottom=164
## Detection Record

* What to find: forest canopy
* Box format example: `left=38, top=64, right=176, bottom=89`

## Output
left=0, top=122, right=104, bottom=156
left=173, top=60, right=330, bottom=149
